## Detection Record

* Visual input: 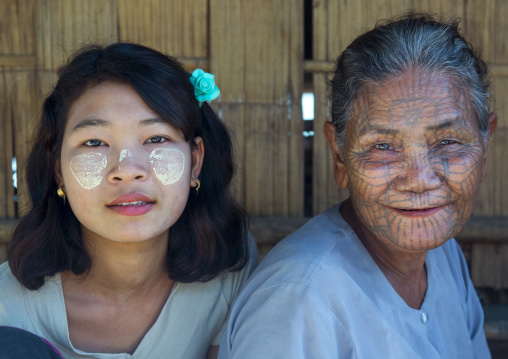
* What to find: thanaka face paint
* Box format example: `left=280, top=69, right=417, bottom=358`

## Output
left=119, top=149, right=131, bottom=162
left=70, top=152, right=107, bottom=190
left=149, top=148, right=185, bottom=185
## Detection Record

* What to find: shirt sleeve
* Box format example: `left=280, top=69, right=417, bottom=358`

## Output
left=212, top=232, right=258, bottom=345
left=219, top=283, right=352, bottom=359
left=453, top=242, right=492, bottom=359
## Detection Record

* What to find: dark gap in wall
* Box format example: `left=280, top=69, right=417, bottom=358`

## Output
left=303, top=0, right=313, bottom=217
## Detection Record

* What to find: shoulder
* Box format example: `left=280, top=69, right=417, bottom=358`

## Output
left=214, top=232, right=258, bottom=303
left=225, top=204, right=362, bottom=327
left=0, top=262, right=30, bottom=326
left=247, top=204, right=354, bottom=290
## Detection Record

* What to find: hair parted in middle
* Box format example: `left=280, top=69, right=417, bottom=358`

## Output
left=9, top=42, right=249, bottom=290
left=330, top=12, right=491, bottom=150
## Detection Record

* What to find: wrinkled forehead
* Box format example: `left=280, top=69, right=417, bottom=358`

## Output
left=348, top=69, right=479, bottom=134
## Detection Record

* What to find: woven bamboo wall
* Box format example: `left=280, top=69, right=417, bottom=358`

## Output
left=0, top=0, right=506, bottom=288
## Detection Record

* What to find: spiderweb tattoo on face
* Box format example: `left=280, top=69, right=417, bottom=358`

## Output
left=341, top=69, right=487, bottom=251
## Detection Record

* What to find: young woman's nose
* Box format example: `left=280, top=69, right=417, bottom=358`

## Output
left=395, top=152, right=441, bottom=193
left=107, top=149, right=149, bottom=183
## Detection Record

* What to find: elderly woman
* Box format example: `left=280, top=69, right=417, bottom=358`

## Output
left=219, top=13, right=496, bottom=359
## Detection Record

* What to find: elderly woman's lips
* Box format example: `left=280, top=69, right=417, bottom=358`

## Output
left=390, top=206, right=443, bottom=217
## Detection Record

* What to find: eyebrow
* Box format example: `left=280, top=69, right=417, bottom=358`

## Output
left=426, top=119, right=467, bottom=132
left=71, top=117, right=165, bottom=133
left=71, top=119, right=110, bottom=133
left=138, top=118, right=166, bottom=126
left=357, top=125, right=398, bottom=138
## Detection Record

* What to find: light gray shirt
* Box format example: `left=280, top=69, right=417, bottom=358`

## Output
left=219, top=204, right=490, bottom=359
left=0, top=235, right=257, bottom=359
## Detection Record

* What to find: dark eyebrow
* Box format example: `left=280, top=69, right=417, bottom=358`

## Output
left=71, top=119, right=110, bottom=133
left=71, top=118, right=165, bottom=133
left=139, top=118, right=166, bottom=126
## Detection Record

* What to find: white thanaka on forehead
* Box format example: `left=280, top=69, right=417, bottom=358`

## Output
left=149, top=148, right=185, bottom=185
left=70, top=152, right=107, bottom=190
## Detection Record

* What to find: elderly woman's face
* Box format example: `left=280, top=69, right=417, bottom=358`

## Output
left=331, top=69, right=495, bottom=251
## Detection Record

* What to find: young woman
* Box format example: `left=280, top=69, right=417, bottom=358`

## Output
left=0, top=42, right=256, bottom=359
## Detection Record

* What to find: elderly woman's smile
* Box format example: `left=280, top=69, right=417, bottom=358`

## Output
left=333, top=69, right=491, bottom=252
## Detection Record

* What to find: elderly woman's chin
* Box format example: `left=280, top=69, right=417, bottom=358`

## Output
left=346, top=197, right=476, bottom=252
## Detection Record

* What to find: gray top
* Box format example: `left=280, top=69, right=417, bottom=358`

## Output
left=0, top=235, right=257, bottom=359
left=219, top=204, right=490, bottom=359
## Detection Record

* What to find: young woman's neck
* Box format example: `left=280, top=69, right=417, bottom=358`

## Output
left=70, top=230, right=172, bottom=296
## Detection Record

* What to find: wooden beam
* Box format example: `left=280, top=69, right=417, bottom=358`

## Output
left=0, top=219, right=17, bottom=244
left=250, top=216, right=508, bottom=246
left=178, top=57, right=209, bottom=73
left=0, top=55, right=36, bottom=67
left=304, top=60, right=508, bottom=77
left=303, top=60, right=334, bottom=73
left=2, top=216, right=507, bottom=246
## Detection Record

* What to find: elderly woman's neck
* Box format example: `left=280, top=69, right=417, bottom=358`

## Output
left=340, top=199, right=428, bottom=309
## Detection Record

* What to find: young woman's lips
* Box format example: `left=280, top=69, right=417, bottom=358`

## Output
left=391, top=206, right=443, bottom=218
left=108, top=193, right=155, bottom=216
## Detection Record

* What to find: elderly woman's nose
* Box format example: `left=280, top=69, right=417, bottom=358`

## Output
left=395, top=153, right=441, bottom=193
left=107, top=148, right=149, bottom=183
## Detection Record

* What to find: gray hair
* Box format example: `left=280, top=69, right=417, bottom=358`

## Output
left=330, top=12, right=491, bottom=150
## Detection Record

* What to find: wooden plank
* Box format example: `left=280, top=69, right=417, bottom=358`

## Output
left=471, top=243, right=507, bottom=288
left=0, top=70, right=11, bottom=219
left=0, top=70, right=16, bottom=219
left=0, top=244, right=7, bottom=265
left=0, top=0, right=35, bottom=55
left=210, top=0, right=245, bottom=103
left=0, top=55, right=36, bottom=67
left=214, top=103, right=246, bottom=205
left=244, top=104, right=275, bottom=216
left=287, top=0, right=304, bottom=216
left=211, top=0, right=303, bottom=216
left=463, top=0, right=497, bottom=62
left=474, top=76, right=508, bottom=216
left=0, top=219, right=17, bottom=244
left=117, top=0, right=206, bottom=58
left=9, top=71, right=38, bottom=215
left=36, top=0, right=117, bottom=71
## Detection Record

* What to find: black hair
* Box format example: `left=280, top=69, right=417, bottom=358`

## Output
left=9, top=42, right=249, bottom=290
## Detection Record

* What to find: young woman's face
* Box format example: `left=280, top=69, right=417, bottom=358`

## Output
left=56, top=81, right=203, bottom=244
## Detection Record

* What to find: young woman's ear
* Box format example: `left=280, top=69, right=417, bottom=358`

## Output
left=190, top=137, right=205, bottom=188
left=54, top=159, right=63, bottom=186
left=324, top=121, right=349, bottom=189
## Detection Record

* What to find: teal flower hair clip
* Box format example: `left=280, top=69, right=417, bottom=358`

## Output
left=189, top=69, right=220, bottom=106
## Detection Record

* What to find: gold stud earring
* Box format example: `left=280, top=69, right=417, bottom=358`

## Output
left=57, top=187, right=66, bottom=205
left=193, top=179, right=201, bottom=194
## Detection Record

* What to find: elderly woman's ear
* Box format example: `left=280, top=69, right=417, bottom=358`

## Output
left=481, top=112, right=498, bottom=181
left=324, top=121, right=349, bottom=189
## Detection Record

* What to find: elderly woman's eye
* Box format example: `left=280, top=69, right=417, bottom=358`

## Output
left=84, top=139, right=106, bottom=147
left=146, top=136, right=167, bottom=144
left=374, top=143, right=393, bottom=150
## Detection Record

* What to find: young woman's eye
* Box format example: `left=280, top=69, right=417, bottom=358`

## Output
left=84, top=139, right=106, bottom=147
left=146, top=136, right=167, bottom=144
left=373, top=143, right=393, bottom=150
